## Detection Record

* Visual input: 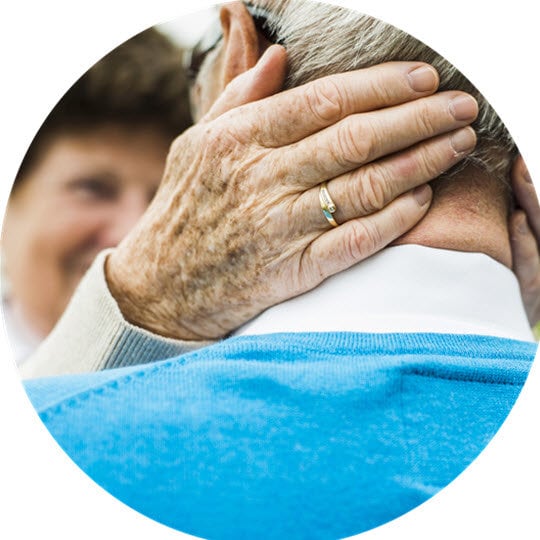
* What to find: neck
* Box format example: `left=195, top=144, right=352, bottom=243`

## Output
left=234, top=245, right=532, bottom=341
left=393, top=165, right=512, bottom=267
left=233, top=164, right=532, bottom=341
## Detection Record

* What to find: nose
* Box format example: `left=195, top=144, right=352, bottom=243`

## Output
left=99, top=191, right=150, bottom=248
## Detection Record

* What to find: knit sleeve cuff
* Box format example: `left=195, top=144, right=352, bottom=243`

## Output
left=20, top=249, right=214, bottom=379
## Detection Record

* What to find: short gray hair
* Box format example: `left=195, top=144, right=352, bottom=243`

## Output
left=252, top=0, right=515, bottom=186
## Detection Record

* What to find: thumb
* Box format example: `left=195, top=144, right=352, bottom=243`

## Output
left=201, top=44, right=287, bottom=123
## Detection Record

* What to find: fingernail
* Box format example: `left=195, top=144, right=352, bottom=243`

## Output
left=450, top=127, right=477, bottom=154
left=407, top=65, right=438, bottom=92
left=413, top=185, right=432, bottom=206
left=449, top=95, right=478, bottom=121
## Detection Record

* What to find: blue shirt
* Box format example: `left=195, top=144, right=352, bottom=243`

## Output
left=25, top=332, right=536, bottom=539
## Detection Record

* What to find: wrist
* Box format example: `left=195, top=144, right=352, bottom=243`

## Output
left=104, top=250, right=205, bottom=342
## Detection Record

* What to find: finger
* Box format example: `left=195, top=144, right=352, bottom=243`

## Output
left=201, top=44, right=288, bottom=123
left=300, top=186, right=432, bottom=282
left=299, top=126, right=475, bottom=231
left=225, top=61, right=440, bottom=146
left=511, top=155, right=540, bottom=242
left=276, top=90, right=478, bottom=188
left=510, top=210, right=540, bottom=289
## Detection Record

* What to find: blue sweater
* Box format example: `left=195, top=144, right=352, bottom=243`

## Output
left=25, top=332, right=536, bottom=539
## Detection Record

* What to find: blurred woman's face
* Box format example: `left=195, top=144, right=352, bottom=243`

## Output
left=2, top=124, right=171, bottom=336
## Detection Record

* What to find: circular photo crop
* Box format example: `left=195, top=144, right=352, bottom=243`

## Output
left=3, top=1, right=538, bottom=539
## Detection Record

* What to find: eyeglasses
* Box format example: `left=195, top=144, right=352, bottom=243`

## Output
left=185, top=3, right=281, bottom=84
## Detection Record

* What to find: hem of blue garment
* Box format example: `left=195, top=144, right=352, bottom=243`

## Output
left=25, top=332, right=536, bottom=415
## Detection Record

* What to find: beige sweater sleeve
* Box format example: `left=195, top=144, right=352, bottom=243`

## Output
left=20, top=250, right=214, bottom=379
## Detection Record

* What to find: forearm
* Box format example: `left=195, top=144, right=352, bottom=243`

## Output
left=20, top=250, right=214, bottom=379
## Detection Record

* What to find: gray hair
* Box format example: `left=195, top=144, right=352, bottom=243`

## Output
left=252, top=0, right=515, bottom=186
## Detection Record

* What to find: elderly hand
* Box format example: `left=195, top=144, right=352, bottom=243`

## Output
left=106, top=47, right=478, bottom=340
left=509, top=155, right=540, bottom=332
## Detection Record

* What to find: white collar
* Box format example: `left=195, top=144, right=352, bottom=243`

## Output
left=234, top=245, right=534, bottom=342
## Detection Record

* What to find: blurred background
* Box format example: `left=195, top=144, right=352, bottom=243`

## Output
left=158, top=7, right=215, bottom=47
left=1, top=6, right=217, bottom=367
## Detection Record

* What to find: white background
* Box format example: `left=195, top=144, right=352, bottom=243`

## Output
left=1, top=1, right=539, bottom=538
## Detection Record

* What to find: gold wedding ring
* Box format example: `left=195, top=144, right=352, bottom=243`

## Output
left=319, top=182, right=339, bottom=227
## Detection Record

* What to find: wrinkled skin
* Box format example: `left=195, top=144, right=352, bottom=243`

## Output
left=107, top=53, right=479, bottom=340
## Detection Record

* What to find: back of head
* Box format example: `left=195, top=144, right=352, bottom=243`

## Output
left=252, top=0, right=516, bottom=190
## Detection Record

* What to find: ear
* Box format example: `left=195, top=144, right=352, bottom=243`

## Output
left=219, top=2, right=262, bottom=88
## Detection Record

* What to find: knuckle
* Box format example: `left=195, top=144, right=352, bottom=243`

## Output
left=414, top=100, right=439, bottom=136
left=306, top=79, right=345, bottom=124
left=419, top=146, right=446, bottom=177
left=388, top=205, right=410, bottom=232
left=204, top=122, right=231, bottom=151
left=298, top=245, right=326, bottom=286
left=335, top=118, right=373, bottom=167
left=393, top=151, right=422, bottom=180
left=370, top=70, right=402, bottom=104
left=201, top=121, right=251, bottom=165
left=403, top=147, right=437, bottom=181
left=345, top=220, right=382, bottom=261
left=357, top=169, right=390, bottom=214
